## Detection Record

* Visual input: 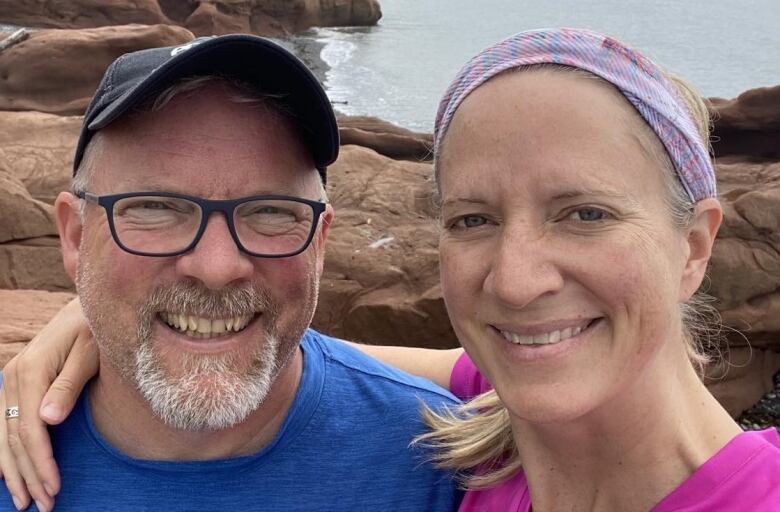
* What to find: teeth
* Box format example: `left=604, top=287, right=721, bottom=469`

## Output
left=196, top=317, right=210, bottom=333
left=159, top=312, right=254, bottom=339
left=501, top=323, right=590, bottom=346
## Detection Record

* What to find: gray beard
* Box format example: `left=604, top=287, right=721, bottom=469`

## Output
left=133, top=329, right=279, bottom=431
left=78, top=268, right=302, bottom=432
left=130, top=282, right=284, bottom=431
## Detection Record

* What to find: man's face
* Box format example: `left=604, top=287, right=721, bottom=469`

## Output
left=61, top=85, right=332, bottom=430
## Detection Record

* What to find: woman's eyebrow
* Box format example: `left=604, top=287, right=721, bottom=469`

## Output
left=550, top=188, right=630, bottom=201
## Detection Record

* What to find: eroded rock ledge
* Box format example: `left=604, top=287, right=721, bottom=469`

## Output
left=0, top=0, right=382, bottom=37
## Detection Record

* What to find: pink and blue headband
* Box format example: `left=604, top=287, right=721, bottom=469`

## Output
left=434, top=28, right=717, bottom=201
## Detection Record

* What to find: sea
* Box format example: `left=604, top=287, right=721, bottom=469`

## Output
left=3, top=1, right=778, bottom=132
left=280, top=0, right=780, bottom=132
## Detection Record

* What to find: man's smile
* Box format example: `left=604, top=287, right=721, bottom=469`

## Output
left=158, top=311, right=256, bottom=340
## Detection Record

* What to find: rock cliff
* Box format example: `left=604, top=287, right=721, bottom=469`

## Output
left=0, top=25, right=194, bottom=115
left=0, top=0, right=382, bottom=36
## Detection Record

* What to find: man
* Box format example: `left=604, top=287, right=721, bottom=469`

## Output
left=0, top=35, right=459, bottom=511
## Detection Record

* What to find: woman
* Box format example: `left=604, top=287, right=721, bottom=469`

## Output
left=2, top=28, right=779, bottom=511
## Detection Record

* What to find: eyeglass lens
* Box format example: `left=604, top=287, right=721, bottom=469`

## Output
left=112, top=196, right=315, bottom=255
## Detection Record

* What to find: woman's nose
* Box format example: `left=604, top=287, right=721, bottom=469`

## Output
left=483, top=230, right=565, bottom=310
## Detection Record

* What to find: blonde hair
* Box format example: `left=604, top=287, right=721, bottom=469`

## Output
left=420, top=66, right=722, bottom=490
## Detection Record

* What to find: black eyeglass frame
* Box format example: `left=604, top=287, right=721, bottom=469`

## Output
left=75, top=191, right=327, bottom=258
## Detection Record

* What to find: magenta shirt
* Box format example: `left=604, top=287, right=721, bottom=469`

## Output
left=450, top=353, right=780, bottom=512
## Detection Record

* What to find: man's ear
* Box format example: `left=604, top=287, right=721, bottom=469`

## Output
left=313, top=204, right=334, bottom=277
left=680, top=197, right=722, bottom=301
left=318, top=203, right=334, bottom=243
left=55, top=191, right=83, bottom=280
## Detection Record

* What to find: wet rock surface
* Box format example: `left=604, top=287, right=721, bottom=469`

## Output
left=738, top=371, right=780, bottom=431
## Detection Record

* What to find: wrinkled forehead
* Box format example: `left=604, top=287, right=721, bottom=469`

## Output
left=89, top=87, right=320, bottom=197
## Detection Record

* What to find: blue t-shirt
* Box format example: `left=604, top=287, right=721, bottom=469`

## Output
left=1, top=330, right=461, bottom=511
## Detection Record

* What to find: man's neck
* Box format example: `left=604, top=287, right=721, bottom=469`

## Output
left=88, top=346, right=304, bottom=461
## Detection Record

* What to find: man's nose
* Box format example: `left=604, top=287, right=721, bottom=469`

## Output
left=482, top=229, right=565, bottom=310
left=175, top=212, right=254, bottom=290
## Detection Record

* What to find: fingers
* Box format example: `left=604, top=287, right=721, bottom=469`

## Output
left=0, top=380, right=31, bottom=510
left=4, top=359, right=55, bottom=512
left=0, top=296, right=97, bottom=512
left=16, top=354, right=64, bottom=499
left=40, top=333, right=99, bottom=426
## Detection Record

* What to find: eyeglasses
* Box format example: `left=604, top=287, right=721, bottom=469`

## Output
left=76, top=191, right=327, bottom=258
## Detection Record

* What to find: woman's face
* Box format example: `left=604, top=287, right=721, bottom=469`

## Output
left=438, top=70, right=704, bottom=423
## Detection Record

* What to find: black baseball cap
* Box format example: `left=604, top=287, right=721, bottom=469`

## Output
left=73, top=34, right=339, bottom=182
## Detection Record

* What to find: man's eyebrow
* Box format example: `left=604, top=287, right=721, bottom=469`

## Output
left=440, top=197, right=488, bottom=208
left=112, top=179, right=176, bottom=193
left=113, top=181, right=308, bottom=198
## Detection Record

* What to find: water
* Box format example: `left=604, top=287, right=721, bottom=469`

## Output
left=284, top=0, right=780, bottom=132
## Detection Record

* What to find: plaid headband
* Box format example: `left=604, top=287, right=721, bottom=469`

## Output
left=434, top=28, right=716, bottom=201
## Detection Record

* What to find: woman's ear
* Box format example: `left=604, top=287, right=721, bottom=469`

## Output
left=680, top=197, right=722, bottom=301
left=55, top=192, right=83, bottom=281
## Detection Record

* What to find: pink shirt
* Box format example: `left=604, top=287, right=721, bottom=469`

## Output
left=450, top=353, right=780, bottom=511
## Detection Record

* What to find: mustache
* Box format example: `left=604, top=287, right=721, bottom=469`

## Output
left=139, top=280, right=277, bottom=319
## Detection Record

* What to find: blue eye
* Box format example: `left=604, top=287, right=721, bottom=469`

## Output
left=458, top=215, right=488, bottom=228
left=569, top=208, right=608, bottom=222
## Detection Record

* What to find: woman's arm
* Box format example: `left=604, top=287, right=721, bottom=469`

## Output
left=345, top=342, right=463, bottom=390
left=1, top=297, right=98, bottom=511
left=0, top=297, right=463, bottom=510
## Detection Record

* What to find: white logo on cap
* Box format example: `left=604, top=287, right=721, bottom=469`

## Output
left=170, top=37, right=213, bottom=57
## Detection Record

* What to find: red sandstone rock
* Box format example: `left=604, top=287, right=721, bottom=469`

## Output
left=0, top=239, right=72, bottom=291
left=0, top=0, right=381, bottom=36
left=0, top=0, right=170, bottom=29
left=182, top=1, right=382, bottom=36
left=711, top=85, right=780, bottom=131
left=280, top=0, right=382, bottom=31
left=710, top=86, right=780, bottom=159
left=705, top=348, right=780, bottom=418
left=183, top=2, right=254, bottom=36
left=0, top=111, right=81, bottom=203
left=313, top=144, right=453, bottom=347
left=0, top=25, right=194, bottom=115
left=0, top=289, right=76, bottom=366
left=0, top=170, right=72, bottom=291
left=0, top=170, right=56, bottom=242
left=711, top=159, right=780, bottom=352
left=338, top=116, right=433, bottom=162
